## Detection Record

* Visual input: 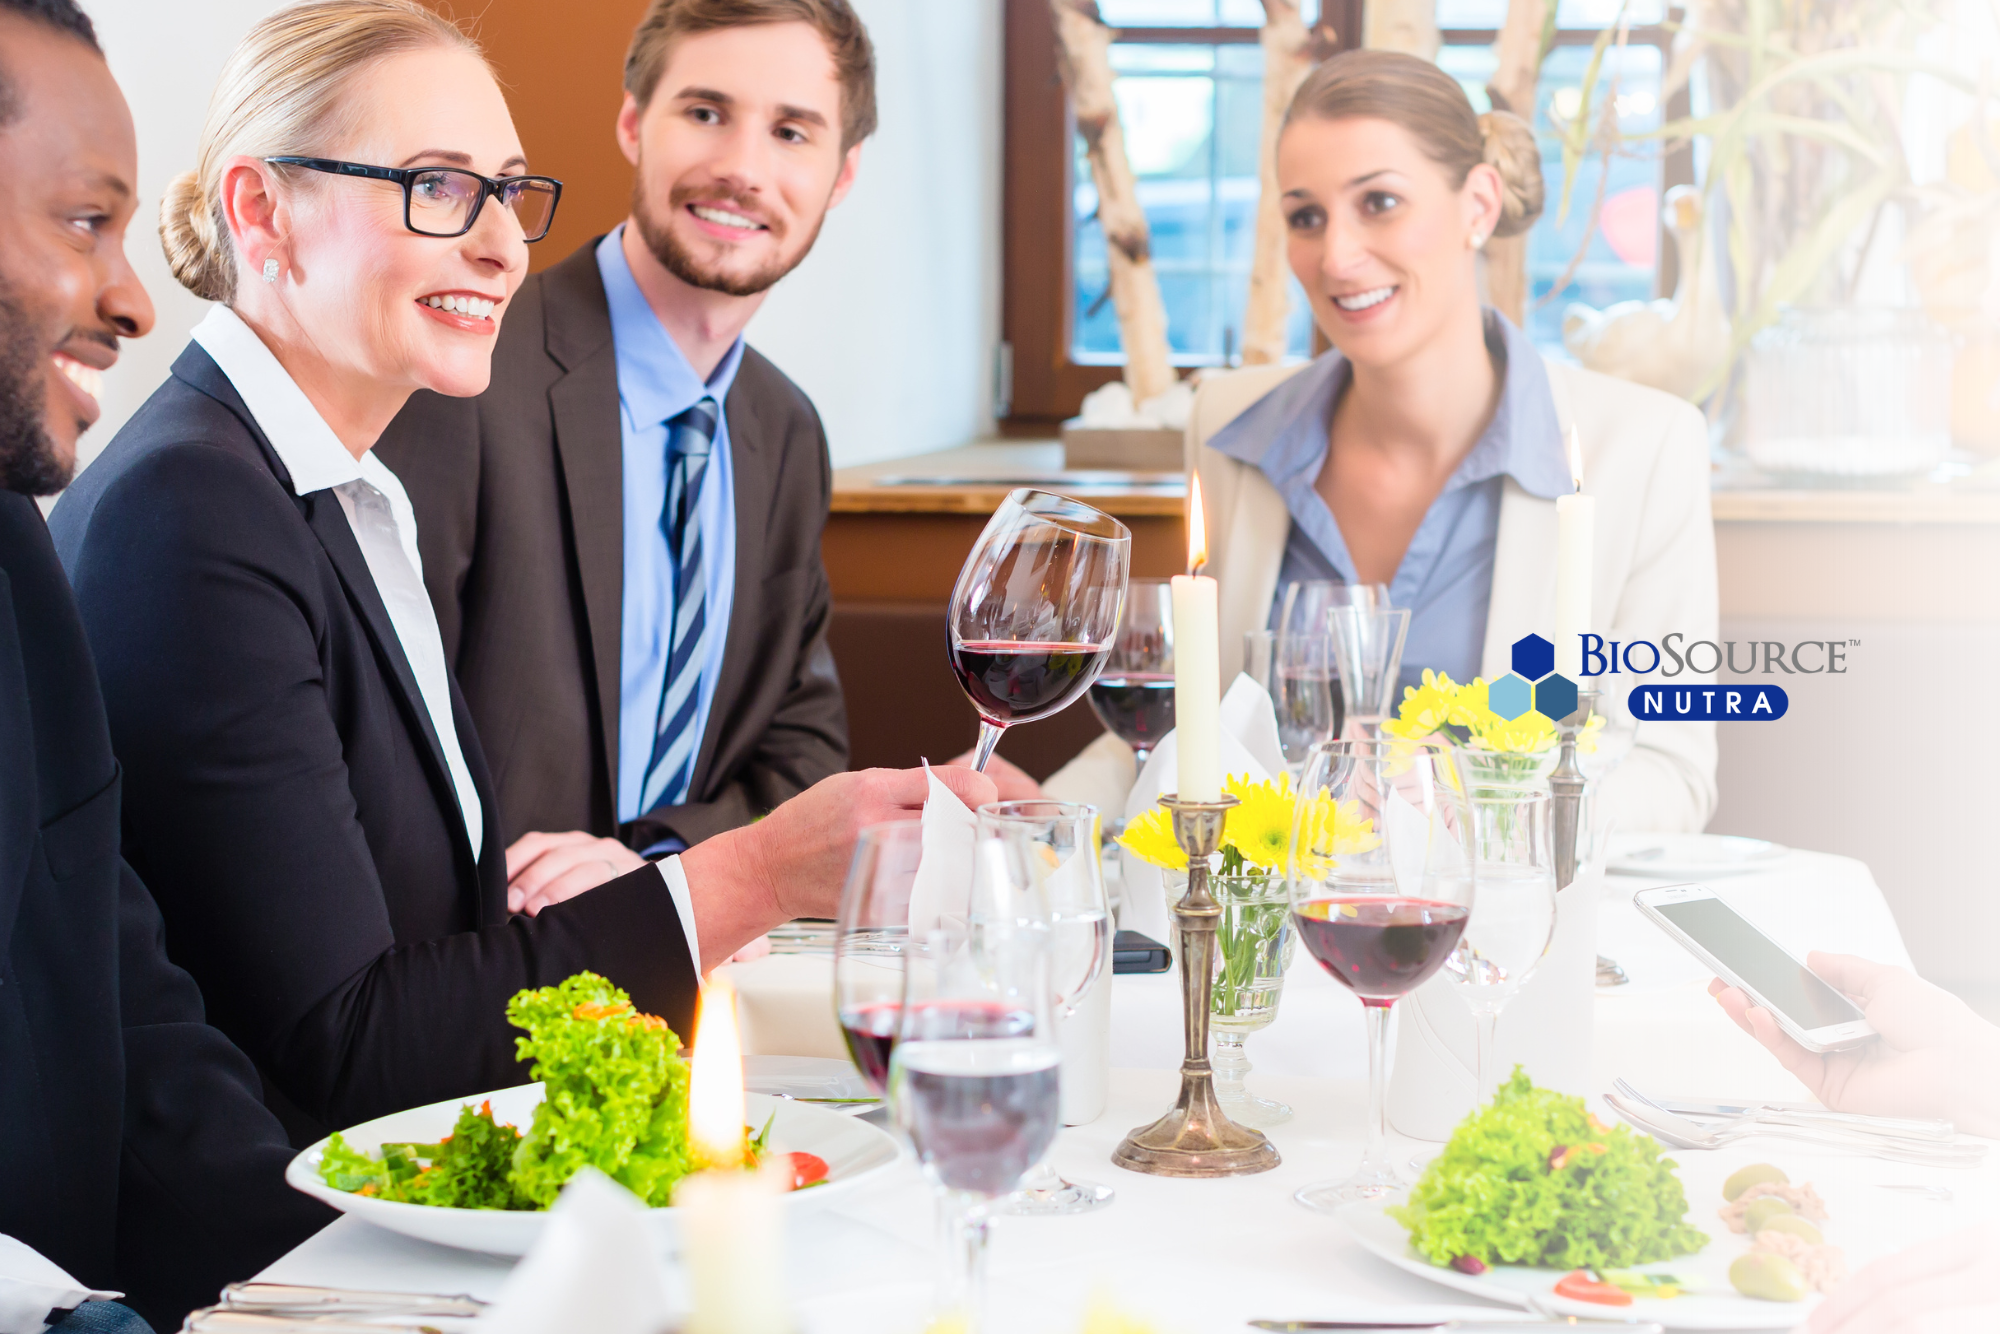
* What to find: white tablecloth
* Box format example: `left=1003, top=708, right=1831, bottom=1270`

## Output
left=258, top=849, right=1984, bottom=1333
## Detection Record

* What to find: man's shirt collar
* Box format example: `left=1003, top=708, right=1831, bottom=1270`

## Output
left=596, top=225, right=745, bottom=432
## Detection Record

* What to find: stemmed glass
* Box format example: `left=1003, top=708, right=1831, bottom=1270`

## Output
left=948, top=489, right=1131, bottom=772
left=1327, top=605, right=1411, bottom=737
left=1288, top=740, right=1474, bottom=1210
left=1085, top=577, right=1174, bottom=772
left=890, top=827, right=1060, bottom=1333
left=833, top=821, right=925, bottom=1095
left=979, top=801, right=1115, bottom=1216
left=1444, top=786, right=1557, bottom=1105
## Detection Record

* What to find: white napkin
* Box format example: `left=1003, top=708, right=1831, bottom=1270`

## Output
left=1117, top=673, right=1286, bottom=945
left=0, top=1235, right=118, bottom=1334
left=476, top=1170, right=675, bottom=1334
left=907, top=761, right=975, bottom=935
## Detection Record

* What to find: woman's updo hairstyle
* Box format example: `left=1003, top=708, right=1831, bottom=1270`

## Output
left=160, top=0, right=483, bottom=303
left=1282, top=49, right=1544, bottom=239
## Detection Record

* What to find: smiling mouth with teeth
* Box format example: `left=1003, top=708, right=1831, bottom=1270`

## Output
left=53, top=351, right=104, bottom=403
left=690, top=204, right=768, bottom=232
left=421, top=294, right=497, bottom=319
left=1334, top=286, right=1397, bottom=312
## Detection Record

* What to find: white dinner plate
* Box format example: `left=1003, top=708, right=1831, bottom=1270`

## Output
left=742, top=1054, right=881, bottom=1114
left=1337, top=1200, right=1808, bottom=1330
left=286, top=1082, right=900, bottom=1257
left=1608, top=833, right=1787, bottom=879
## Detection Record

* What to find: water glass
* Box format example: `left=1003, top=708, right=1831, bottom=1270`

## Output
left=978, top=801, right=1115, bottom=1215
left=1444, top=787, right=1557, bottom=1104
left=1327, top=606, right=1411, bottom=735
left=891, top=828, right=1059, bottom=1332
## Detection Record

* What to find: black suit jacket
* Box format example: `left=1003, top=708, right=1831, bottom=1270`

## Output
left=0, top=491, right=331, bottom=1330
left=376, top=239, right=847, bottom=852
left=50, top=345, right=699, bottom=1141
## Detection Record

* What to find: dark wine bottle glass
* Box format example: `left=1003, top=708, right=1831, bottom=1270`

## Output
left=947, top=490, right=1130, bottom=771
left=1288, top=739, right=1473, bottom=1211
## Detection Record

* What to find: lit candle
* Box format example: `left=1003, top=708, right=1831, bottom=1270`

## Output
left=674, top=977, right=792, bottom=1334
left=1553, top=426, right=1595, bottom=680
left=1172, top=473, right=1221, bottom=802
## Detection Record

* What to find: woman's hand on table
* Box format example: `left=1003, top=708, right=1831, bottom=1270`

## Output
left=1805, top=1222, right=1999, bottom=1333
left=1709, top=952, right=2000, bottom=1137
left=947, top=749, right=1043, bottom=802
left=505, top=830, right=647, bottom=915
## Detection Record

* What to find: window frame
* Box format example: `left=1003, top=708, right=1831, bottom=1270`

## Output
left=1001, top=0, right=1690, bottom=428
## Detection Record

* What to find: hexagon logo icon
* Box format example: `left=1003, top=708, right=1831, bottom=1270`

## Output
left=1535, top=673, right=1579, bottom=724
left=1510, top=634, right=1554, bottom=682
left=1489, top=673, right=1533, bottom=721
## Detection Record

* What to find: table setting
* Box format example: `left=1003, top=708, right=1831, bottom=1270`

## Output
left=231, top=484, right=1996, bottom=1334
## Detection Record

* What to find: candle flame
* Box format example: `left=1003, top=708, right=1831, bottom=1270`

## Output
left=1187, top=471, right=1208, bottom=574
left=1566, top=425, right=1585, bottom=492
left=688, top=976, right=745, bottom=1168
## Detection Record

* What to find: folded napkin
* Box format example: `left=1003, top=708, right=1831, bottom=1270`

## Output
left=1117, top=673, right=1287, bottom=945
left=907, top=760, right=975, bottom=936
left=476, top=1169, right=675, bottom=1334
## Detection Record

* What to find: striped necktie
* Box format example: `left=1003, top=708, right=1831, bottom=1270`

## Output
left=637, top=396, right=718, bottom=815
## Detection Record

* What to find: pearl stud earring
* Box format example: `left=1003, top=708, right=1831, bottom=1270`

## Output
left=262, top=258, right=280, bottom=283
left=1469, top=232, right=1488, bottom=250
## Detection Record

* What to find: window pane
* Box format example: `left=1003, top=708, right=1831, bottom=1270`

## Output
left=1096, top=0, right=1320, bottom=25
left=1437, top=0, right=1664, bottom=27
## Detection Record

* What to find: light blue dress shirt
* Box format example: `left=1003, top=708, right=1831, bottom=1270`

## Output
left=597, top=227, right=741, bottom=826
left=1209, top=311, right=1572, bottom=693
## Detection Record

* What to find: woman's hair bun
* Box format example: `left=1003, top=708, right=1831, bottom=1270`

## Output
left=160, top=168, right=234, bottom=302
left=1478, top=109, right=1545, bottom=238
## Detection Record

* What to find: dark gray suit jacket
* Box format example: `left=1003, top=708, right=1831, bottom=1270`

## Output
left=377, top=241, right=847, bottom=852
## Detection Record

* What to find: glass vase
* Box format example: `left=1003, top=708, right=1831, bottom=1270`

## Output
left=1169, top=867, right=1296, bottom=1127
left=1452, top=745, right=1559, bottom=792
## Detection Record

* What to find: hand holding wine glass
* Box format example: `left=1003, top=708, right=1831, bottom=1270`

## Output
left=949, top=489, right=1130, bottom=772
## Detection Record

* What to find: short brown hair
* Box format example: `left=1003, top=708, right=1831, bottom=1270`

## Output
left=1284, top=49, right=1544, bottom=239
left=624, top=0, right=877, bottom=151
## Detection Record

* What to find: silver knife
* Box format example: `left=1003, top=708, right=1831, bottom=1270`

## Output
left=1247, top=1323, right=1665, bottom=1332
left=1655, top=1098, right=1956, bottom=1140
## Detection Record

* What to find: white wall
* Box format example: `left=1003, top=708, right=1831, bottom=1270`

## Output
left=79, top=0, right=1002, bottom=472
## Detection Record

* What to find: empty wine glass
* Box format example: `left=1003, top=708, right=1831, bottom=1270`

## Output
left=1278, top=580, right=1387, bottom=640
left=833, top=821, right=925, bottom=1096
left=1086, top=577, right=1174, bottom=771
left=891, top=827, right=1059, bottom=1332
left=948, top=489, right=1131, bottom=771
left=1289, top=740, right=1474, bottom=1210
left=979, top=800, right=1115, bottom=1216
left=1327, top=605, right=1411, bottom=737
left=1444, top=787, right=1557, bottom=1105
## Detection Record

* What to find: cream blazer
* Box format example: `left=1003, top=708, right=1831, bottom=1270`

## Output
left=1048, top=356, right=1719, bottom=836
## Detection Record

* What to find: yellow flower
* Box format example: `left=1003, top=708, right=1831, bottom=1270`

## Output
left=1449, top=676, right=1499, bottom=731
left=1115, top=804, right=1187, bottom=871
left=1385, top=668, right=1462, bottom=740
left=1473, top=709, right=1559, bottom=753
left=1288, top=787, right=1381, bottom=878
left=1219, top=772, right=1295, bottom=872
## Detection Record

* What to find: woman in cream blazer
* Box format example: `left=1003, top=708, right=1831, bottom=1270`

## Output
left=1047, top=50, right=1717, bottom=835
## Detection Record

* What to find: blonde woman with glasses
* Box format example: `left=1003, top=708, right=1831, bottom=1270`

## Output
left=51, top=0, right=987, bottom=1145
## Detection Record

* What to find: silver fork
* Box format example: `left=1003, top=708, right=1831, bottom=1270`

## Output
left=1601, top=1092, right=1986, bottom=1167
left=1614, top=1079, right=1956, bottom=1141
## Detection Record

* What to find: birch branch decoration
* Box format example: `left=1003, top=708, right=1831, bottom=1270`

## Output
left=1364, top=0, right=1440, bottom=60
left=1484, top=0, right=1553, bottom=326
left=1242, top=0, right=1340, bottom=365
left=1050, top=0, right=1175, bottom=404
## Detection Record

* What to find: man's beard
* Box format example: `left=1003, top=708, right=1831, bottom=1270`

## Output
left=631, top=180, right=825, bottom=299
left=0, top=282, right=71, bottom=497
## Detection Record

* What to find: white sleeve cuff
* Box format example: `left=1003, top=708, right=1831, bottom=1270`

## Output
left=656, top=855, right=703, bottom=980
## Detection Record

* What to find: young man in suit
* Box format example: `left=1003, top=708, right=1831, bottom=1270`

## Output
left=0, top=3, right=332, bottom=1326
left=378, top=0, right=870, bottom=898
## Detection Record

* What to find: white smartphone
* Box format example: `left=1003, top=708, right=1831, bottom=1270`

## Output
left=1633, top=883, right=1876, bottom=1053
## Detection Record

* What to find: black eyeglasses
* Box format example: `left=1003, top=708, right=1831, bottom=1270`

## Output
left=263, top=157, right=563, bottom=242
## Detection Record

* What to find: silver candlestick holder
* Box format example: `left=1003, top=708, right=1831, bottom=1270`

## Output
left=1552, top=688, right=1629, bottom=986
left=1111, top=794, right=1281, bottom=1178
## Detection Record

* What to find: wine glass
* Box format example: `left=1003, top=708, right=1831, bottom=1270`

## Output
left=1443, top=786, right=1556, bottom=1105
left=1288, top=739, right=1474, bottom=1210
left=1277, top=581, right=1385, bottom=757
left=978, top=800, right=1115, bottom=1216
left=891, top=827, right=1059, bottom=1332
left=833, top=820, right=925, bottom=1094
left=1326, top=605, right=1411, bottom=737
left=1278, top=580, right=1386, bottom=639
left=948, top=489, right=1131, bottom=771
left=1086, top=577, right=1174, bottom=770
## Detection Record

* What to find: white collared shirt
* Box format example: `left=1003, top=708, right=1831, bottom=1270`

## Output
left=189, top=307, right=703, bottom=969
left=192, top=305, right=484, bottom=859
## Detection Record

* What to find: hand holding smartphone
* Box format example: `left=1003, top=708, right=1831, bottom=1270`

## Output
left=1634, top=883, right=1876, bottom=1052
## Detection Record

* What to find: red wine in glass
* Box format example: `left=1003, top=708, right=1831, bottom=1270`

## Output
left=838, top=1001, right=901, bottom=1092
left=1293, top=897, right=1470, bottom=1004
left=1086, top=672, right=1175, bottom=760
left=949, top=640, right=1109, bottom=726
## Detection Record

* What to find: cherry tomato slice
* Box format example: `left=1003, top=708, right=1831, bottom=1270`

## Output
left=785, top=1151, right=829, bottom=1190
left=1554, top=1271, right=1635, bottom=1306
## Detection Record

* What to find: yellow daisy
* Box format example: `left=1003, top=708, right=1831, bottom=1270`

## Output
left=1384, top=668, right=1461, bottom=741
left=1115, top=804, right=1187, bottom=871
